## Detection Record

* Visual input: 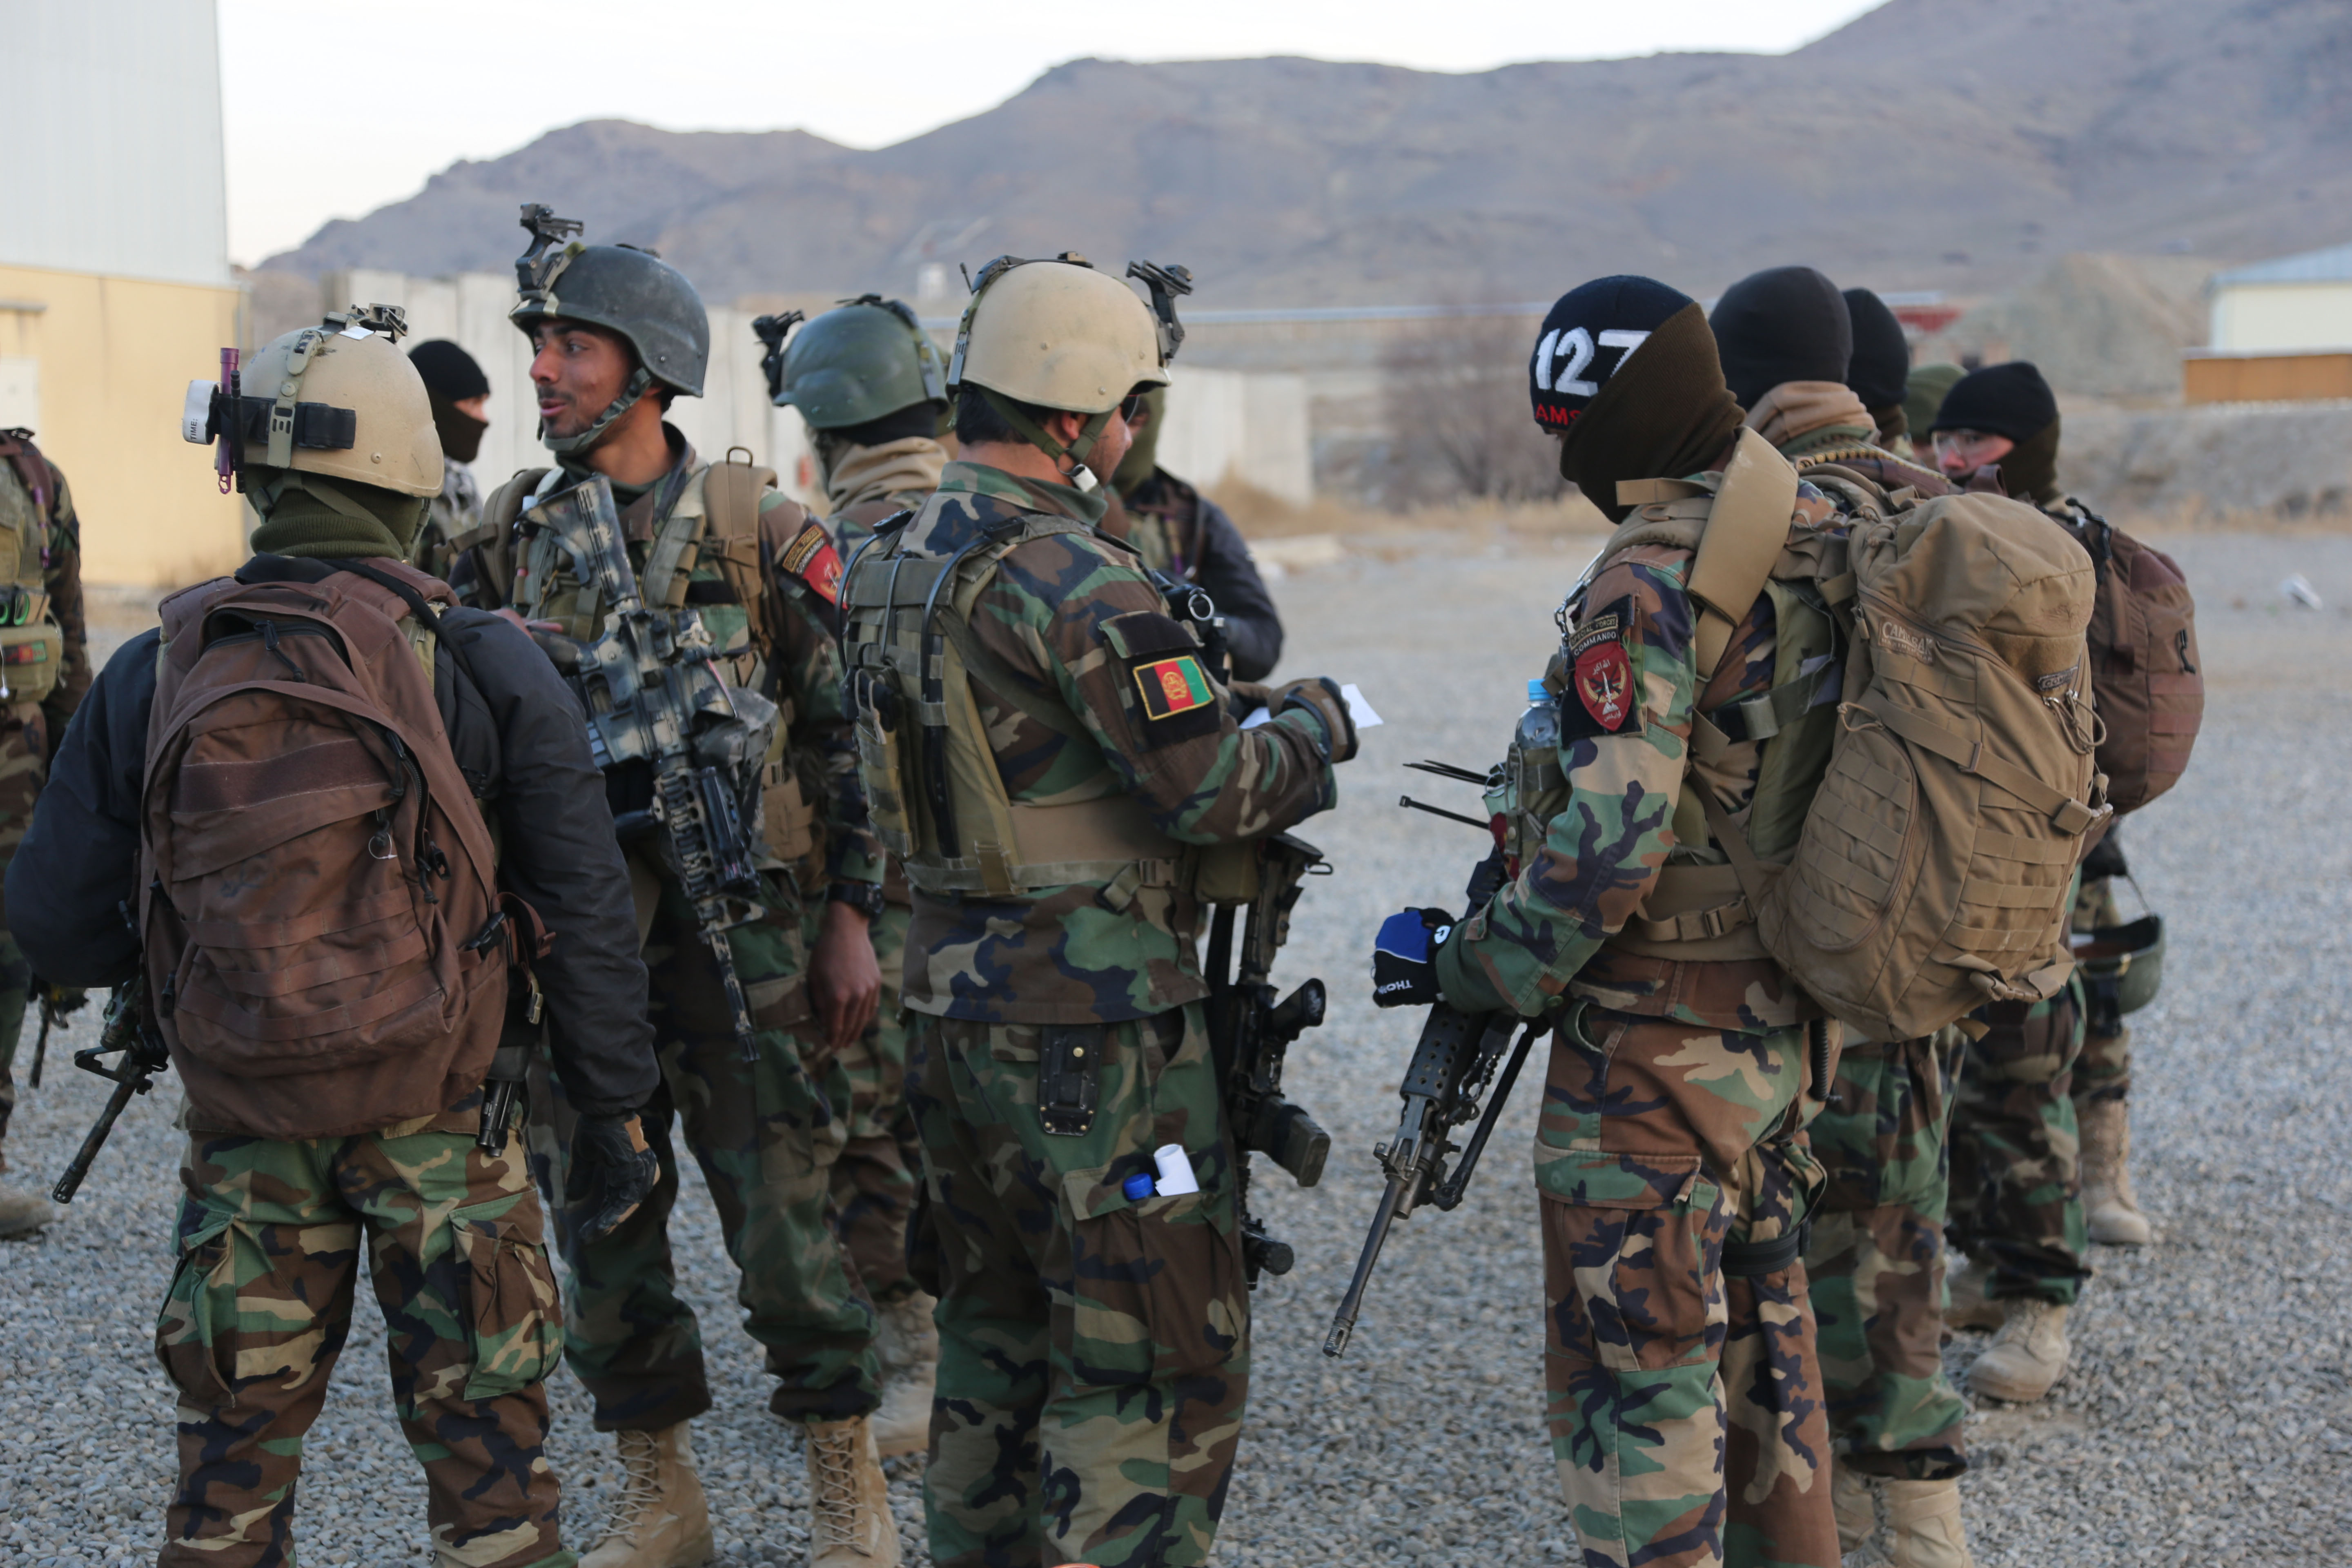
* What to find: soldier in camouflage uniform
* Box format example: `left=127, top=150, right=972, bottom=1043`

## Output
left=7, top=318, right=662, bottom=1568
left=1099, top=386, right=1285, bottom=681
left=1709, top=268, right=1974, bottom=1566
left=1927, top=363, right=2105, bottom=1405
left=454, top=217, right=895, bottom=1568
left=765, top=295, right=952, bottom=1457
left=0, top=427, right=92, bottom=1237
left=1421, top=276, right=1845, bottom=1568
left=843, top=256, right=1355, bottom=1568
left=406, top=339, right=492, bottom=581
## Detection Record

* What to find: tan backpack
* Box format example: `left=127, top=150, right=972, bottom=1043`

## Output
left=1604, top=431, right=2109, bottom=1041
left=141, top=561, right=514, bottom=1139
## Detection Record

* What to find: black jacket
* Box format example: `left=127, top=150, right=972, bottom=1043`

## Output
left=1123, top=471, right=1285, bottom=682
left=5, top=556, right=659, bottom=1118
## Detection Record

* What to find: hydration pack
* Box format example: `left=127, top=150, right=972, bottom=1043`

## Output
left=2059, top=502, right=2201, bottom=816
left=140, top=560, right=516, bottom=1138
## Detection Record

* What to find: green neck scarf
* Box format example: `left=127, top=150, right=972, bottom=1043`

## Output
left=246, top=468, right=426, bottom=560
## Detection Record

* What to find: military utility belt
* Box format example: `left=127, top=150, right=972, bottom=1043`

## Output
left=1721, top=1221, right=1811, bottom=1278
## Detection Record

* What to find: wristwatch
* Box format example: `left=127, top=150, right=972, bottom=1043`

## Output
left=826, top=880, right=886, bottom=920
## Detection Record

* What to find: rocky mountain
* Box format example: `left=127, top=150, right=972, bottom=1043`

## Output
left=268, top=0, right=2351, bottom=308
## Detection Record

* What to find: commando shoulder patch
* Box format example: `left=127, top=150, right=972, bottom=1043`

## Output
left=776, top=520, right=844, bottom=604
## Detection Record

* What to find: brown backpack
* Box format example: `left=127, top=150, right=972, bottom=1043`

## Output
left=2062, top=504, right=2201, bottom=815
left=141, top=561, right=512, bottom=1139
left=1600, top=432, right=2110, bottom=1042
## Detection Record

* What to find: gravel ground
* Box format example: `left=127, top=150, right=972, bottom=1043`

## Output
left=4, top=525, right=2349, bottom=1566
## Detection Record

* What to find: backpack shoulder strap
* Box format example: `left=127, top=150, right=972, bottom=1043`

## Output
left=1683, top=429, right=1798, bottom=682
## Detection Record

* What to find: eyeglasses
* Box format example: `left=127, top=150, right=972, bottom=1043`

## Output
left=1118, top=392, right=1149, bottom=425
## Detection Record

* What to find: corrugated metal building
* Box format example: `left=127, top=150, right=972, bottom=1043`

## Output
left=1, top=0, right=245, bottom=584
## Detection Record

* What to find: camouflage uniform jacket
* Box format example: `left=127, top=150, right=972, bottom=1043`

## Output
left=0, top=434, right=94, bottom=878
left=465, top=430, right=882, bottom=900
left=873, top=461, right=1341, bottom=1026
left=1436, top=479, right=1844, bottom=1033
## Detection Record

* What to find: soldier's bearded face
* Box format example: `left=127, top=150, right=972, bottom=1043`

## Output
left=529, top=321, right=634, bottom=439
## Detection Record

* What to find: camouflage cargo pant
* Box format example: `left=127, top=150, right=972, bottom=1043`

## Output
left=158, top=1105, right=570, bottom=1568
left=2072, top=878, right=2130, bottom=1106
left=526, top=865, right=878, bottom=1430
left=831, top=900, right=923, bottom=1303
left=1539, top=1006, right=1837, bottom=1568
left=1947, top=976, right=2090, bottom=1306
left=911, top=1002, right=1247, bottom=1568
left=1802, top=1030, right=1969, bottom=1481
left=0, top=929, right=26, bottom=1153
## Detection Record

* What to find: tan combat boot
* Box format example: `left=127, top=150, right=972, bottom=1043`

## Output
left=805, top=1416, right=900, bottom=1566
left=1847, top=1477, right=1976, bottom=1568
left=581, top=1423, right=713, bottom=1568
left=2078, top=1098, right=2152, bottom=1247
left=1832, top=1458, right=1879, bottom=1556
left=0, top=1182, right=57, bottom=1238
left=1943, top=1256, right=2002, bottom=1332
left=869, top=1291, right=938, bottom=1459
left=1967, top=1298, right=2069, bottom=1403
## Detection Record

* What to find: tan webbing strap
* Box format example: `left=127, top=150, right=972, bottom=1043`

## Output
left=1858, top=695, right=2100, bottom=833
left=1686, top=429, right=1798, bottom=680
left=702, top=458, right=777, bottom=651
left=640, top=498, right=704, bottom=614
left=1615, top=477, right=1709, bottom=506
left=1697, top=785, right=1779, bottom=922
left=1626, top=864, right=1755, bottom=944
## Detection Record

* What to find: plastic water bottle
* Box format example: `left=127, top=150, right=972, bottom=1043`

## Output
left=1515, top=677, right=1559, bottom=753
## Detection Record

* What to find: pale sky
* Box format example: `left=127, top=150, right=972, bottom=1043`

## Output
left=220, top=0, right=1888, bottom=266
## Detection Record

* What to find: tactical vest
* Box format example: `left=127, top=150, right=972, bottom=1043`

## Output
left=841, top=509, right=1196, bottom=904
left=0, top=431, right=69, bottom=708
left=470, top=455, right=819, bottom=870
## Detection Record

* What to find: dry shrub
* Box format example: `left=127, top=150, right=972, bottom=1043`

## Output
left=1376, top=316, right=1566, bottom=506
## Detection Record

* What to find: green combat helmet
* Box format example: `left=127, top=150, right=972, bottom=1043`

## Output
left=508, top=203, right=710, bottom=457
left=757, top=295, right=944, bottom=428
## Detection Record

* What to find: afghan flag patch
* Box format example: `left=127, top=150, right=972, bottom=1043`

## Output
left=1134, top=654, right=1214, bottom=721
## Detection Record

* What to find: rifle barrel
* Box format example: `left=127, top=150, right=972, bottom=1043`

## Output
left=51, top=1075, right=138, bottom=1204
left=1324, top=1172, right=1410, bottom=1358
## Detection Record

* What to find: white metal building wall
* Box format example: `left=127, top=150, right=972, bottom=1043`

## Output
left=3, top=0, right=230, bottom=285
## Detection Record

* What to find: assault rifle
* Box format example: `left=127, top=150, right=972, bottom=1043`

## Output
left=26, top=980, right=88, bottom=1089
left=520, top=474, right=780, bottom=1062
left=52, top=976, right=169, bottom=1203
left=1204, top=832, right=1333, bottom=1287
left=1325, top=829, right=1544, bottom=1357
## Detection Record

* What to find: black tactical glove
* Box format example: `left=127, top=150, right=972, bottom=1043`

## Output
left=1227, top=679, right=1274, bottom=721
left=1372, top=906, right=1456, bottom=1008
left=566, top=1113, right=659, bottom=1243
left=1274, top=676, right=1359, bottom=763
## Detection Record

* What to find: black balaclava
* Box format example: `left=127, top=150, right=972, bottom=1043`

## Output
left=1929, top=361, right=2062, bottom=503
left=1532, top=280, right=1744, bottom=524
left=1843, top=287, right=1911, bottom=419
left=410, top=339, right=490, bottom=465
left=1708, top=265, right=1851, bottom=412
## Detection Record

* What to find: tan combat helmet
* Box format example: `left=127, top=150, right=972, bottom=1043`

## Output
left=182, top=305, right=441, bottom=498
left=946, top=254, right=1186, bottom=482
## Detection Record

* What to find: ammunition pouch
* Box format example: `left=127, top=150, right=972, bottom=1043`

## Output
left=0, top=620, right=63, bottom=707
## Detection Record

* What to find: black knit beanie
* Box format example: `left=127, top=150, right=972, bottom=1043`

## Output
left=1709, top=266, right=1851, bottom=412
left=1927, top=361, right=2058, bottom=443
left=1529, top=276, right=1695, bottom=436
left=409, top=340, right=490, bottom=402
left=1842, top=288, right=1911, bottom=412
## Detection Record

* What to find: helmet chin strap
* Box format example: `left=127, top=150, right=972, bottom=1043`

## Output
left=977, top=385, right=1112, bottom=490
left=541, top=365, right=654, bottom=458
